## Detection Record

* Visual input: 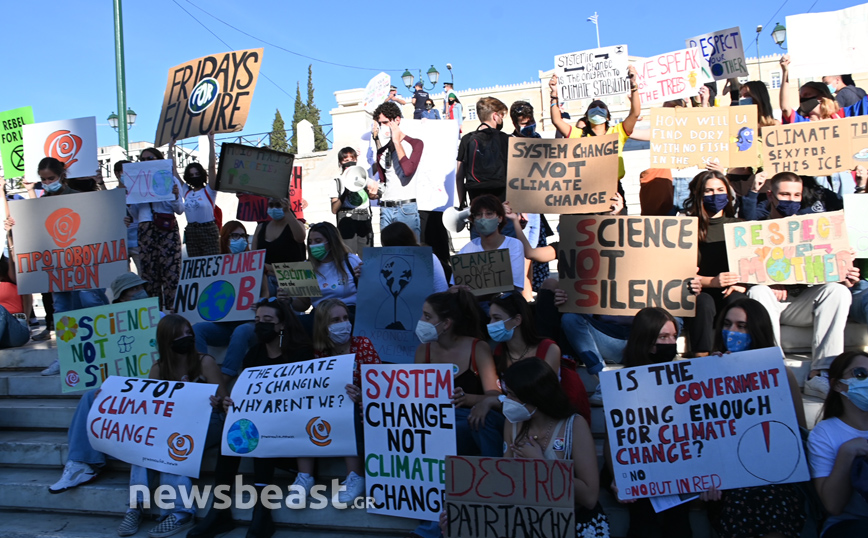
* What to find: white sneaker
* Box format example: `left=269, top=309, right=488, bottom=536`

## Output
left=49, top=461, right=99, bottom=493
left=41, top=359, right=60, bottom=376
left=338, top=471, right=365, bottom=504
left=291, top=472, right=315, bottom=497
left=589, top=384, right=604, bottom=407
left=804, top=371, right=830, bottom=399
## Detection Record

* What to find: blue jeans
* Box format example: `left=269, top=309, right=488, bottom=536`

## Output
left=454, top=406, right=505, bottom=457
left=193, top=321, right=256, bottom=377
left=0, top=306, right=29, bottom=348
left=561, top=313, right=629, bottom=375
left=850, top=280, right=868, bottom=324
left=53, top=289, right=109, bottom=314
left=379, top=202, right=421, bottom=239
left=672, top=176, right=691, bottom=213
left=68, top=389, right=106, bottom=466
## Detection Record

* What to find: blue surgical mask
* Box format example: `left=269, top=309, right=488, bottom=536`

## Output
left=415, top=320, right=442, bottom=343
left=487, top=317, right=514, bottom=343
left=841, top=378, right=868, bottom=412
left=474, top=217, right=499, bottom=237
left=519, top=124, right=537, bottom=137
left=229, top=238, right=248, bottom=254
left=587, top=107, right=607, bottom=125
left=702, top=193, right=729, bottom=214
left=723, top=329, right=752, bottom=352
left=267, top=207, right=285, bottom=220
left=826, top=84, right=837, bottom=95
left=588, top=114, right=607, bottom=125
left=775, top=200, right=801, bottom=217
left=129, top=290, right=149, bottom=302
left=44, top=181, right=63, bottom=193
left=738, top=97, right=754, bottom=106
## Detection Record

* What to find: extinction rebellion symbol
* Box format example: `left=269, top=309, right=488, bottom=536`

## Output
left=188, top=77, right=220, bottom=114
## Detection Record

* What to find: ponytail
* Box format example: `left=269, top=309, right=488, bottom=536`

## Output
left=425, top=289, right=484, bottom=339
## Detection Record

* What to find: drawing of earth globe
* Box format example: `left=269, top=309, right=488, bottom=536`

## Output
left=152, top=170, right=174, bottom=196
left=766, top=257, right=791, bottom=283
left=197, top=281, right=235, bottom=321
left=227, top=419, right=260, bottom=454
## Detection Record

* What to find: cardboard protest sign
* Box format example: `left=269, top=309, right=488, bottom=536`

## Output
left=786, top=4, right=868, bottom=79
left=557, top=215, right=699, bottom=316
left=56, top=298, right=161, bottom=393
left=288, top=165, right=304, bottom=219
left=87, top=376, right=217, bottom=477
left=363, top=72, right=391, bottom=113
left=222, top=356, right=356, bottom=458
left=396, top=119, right=459, bottom=212
left=601, top=348, right=810, bottom=500
left=450, top=249, right=513, bottom=295
left=554, top=45, right=630, bottom=101
left=686, top=27, right=748, bottom=80
left=634, top=48, right=712, bottom=107
left=363, top=364, right=456, bottom=521
left=445, top=456, right=575, bottom=538
left=23, top=116, right=97, bottom=181
left=236, top=194, right=269, bottom=222
left=844, top=194, right=868, bottom=258
left=273, top=261, right=321, bottom=297
left=650, top=106, right=759, bottom=168
left=0, top=106, right=34, bottom=179
left=122, top=160, right=176, bottom=204
left=761, top=117, right=868, bottom=176
left=355, top=247, right=434, bottom=364
left=10, top=189, right=128, bottom=294
left=155, top=48, right=264, bottom=147
left=724, top=211, right=852, bottom=285
left=215, top=143, right=294, bottom=199
left=506, top=135, right=620, bottom=214
left=173, top=250, right=265, bottom=324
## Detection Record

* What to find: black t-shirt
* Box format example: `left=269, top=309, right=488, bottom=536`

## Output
left=412, top=89, right=429, bottom=112
left=698, top=216, right=741, bottom=277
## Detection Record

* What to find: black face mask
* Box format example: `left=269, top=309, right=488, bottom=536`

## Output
left=648, top=343, right=678, bottom=364
left=340, top=161, right=357, bottom=171
left=254, top=322, right=279, bottom=343
left=186, top=175, right=205, bottom=188
left=171, top=335, right=195, bottom=354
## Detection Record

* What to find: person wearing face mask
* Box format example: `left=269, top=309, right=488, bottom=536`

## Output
left=456, top=195, right=526, bottom=292
left=295, top=298, right=383, bottom=504
left=822, top=74, right=868, bottom=108
left=780, top=55, right=868, bottom=125
left=807, top=351, right=868, bottom=537
left=444, top=92, right=463, bottom=134
left=331, top=147, right=375, bottom=255
left=252, top=197, right=306, bottom=297
left=501, top=359, right=608, bottom=537
left=118, top=314, right=227, bottom=538
left=181, top=135, right=220, bottom=257
left=421, top=98, right=441, bottom=119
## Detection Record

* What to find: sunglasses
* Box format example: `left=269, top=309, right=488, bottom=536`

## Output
left=846, top=367, right=868, bottom=381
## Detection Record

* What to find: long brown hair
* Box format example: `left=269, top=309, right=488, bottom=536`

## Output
left=154, top=315, right=201, bottom=382
left=683, top=170, right=735, bottom=242
left=219, top=220, right=248, bottom=254
left=822, top=351, right=868, bottom=420
left=308, top=222, right=354, bottom=282
left=312, top=298, right=350, bottom=355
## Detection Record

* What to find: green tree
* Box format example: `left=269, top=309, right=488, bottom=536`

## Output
left=305, top=65, right=329, bottom=151
left=269, top=109, right=288, bottom=153
left=290, top=82, right=305, bottom=154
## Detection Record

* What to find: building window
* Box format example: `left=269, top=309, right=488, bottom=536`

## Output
left=771, top=71, right=782, bottom=89
left=467, top=106, right=477, bottom=121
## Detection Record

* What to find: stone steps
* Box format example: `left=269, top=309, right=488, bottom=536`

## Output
left=0, top=339, right=57, bottom=369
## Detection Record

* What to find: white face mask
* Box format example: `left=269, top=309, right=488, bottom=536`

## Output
left=378, top=125, right=391, bottom=144
left=415, top=320, right=441, bottom=343
left=328, top=320, right=352, bottom=345
left=499, top=395, right=536, bottom=423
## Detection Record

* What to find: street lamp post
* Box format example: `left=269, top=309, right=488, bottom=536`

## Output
left=755, top=25, right=763, bottom=83
left=772, top=22, right=787, bottom=49
left=112, top=0, right=130, bottom=153
left=401, top=65, right=441, bottom=91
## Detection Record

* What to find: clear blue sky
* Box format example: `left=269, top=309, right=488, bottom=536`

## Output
left=1, top=0, right=859, bottom=148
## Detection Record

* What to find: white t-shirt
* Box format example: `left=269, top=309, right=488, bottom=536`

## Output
left=378, top=140, right=417, bottom=201
left=432, top=253, right=448, bottom=293
left=458, top=236, right=525, bottom=290
left=312, top=254, right=362, bottom=308
left=807, top=416, right=868, bottom=531
left=182, top=185, right=217, bottom=223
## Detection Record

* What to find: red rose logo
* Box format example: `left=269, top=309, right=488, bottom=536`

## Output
left=167, top=433, right=195, bottom=462
left=65, top=371, right=80, bottom=387
left=44, top=130, right=83, bottom=169
left=45, top=208, right=81, bottom=248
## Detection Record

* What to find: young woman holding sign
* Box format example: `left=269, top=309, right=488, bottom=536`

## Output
left=119, top=314, right=227, bottom=538
left=252, top=197, right=306, bottom=297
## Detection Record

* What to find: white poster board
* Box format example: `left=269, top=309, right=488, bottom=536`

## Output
left=363, top=72, right=392, bottom=114
left=23, top=116, right=98, bottom=181
left=634, top=48, right=713, bottom=106
left=395, top=118, right=459, bottom=212
left=222, top=356, right=356, bottom=458
left=554, top=45, right=630, bottom=101
left=173, top=251, right=265, bottom=324
left=122, top=160, right=176, bottom=204
left=845, top=194, right=868, bottom=258
left=686, top=27, right=748, bottom=80
left=787, top=4, right=868, bottom=79
left=601, top=348, right=810, bottom=500
left=87, top=376, right=217, bottom=478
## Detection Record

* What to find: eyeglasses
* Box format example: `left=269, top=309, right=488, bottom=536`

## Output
left=846, top=367, right=868, bottom=381
left=229, top=233, right=248, bottom=240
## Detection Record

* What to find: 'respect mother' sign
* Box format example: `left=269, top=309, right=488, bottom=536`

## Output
left=174, top=250, right=264, bottom=324
left=601, top=348, right=809, bottom=500
left=10, top=189, right=128, bottom=294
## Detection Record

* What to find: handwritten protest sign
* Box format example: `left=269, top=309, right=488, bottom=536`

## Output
left=506, top=136, right=619, bottom=214
left=174, top=250, right=264, bottom=324
left=397, top=119, right=459, bottom=212
left=122, top=160, right=176, bottom=204
left=23, top=116, right=97, bottom=181
left=288, top=165, right=304, bottom=219
left=155, top=48, right=264, bottom=147
left=844, top=195, right=868, bottom=258
left=724, top=211, right=852, bottom=285
left=761, top=117, right=868, bottom=175
left=363, top=364, right=456, bottom=521
left=215, top=143, right=294, bottom=199
left=787, top=4, right=868, bottom=79
left=87, top=376, right=217, bottom=477
left=0, top=106, right=34, bottom=179
left=557, top=215, right=699, bottom=316
left=222, top=356, right=356, bottom=458
left=634, top=48, right=712, bottom=107
left=10, top=189, right=127, bottom=294
left=601, top=348, right=810, bottom=500
left=273, top=261, right=321, bottom=297
left=450, top=249, right=513, bottom=295
left=363, top=72, right=391, bottom=113
left=355, top=247, right=434, bottom=364
left=650, top=106, right=759, bottom=168
left=445, top=456, right=575, bottom=538
left=236, top=194, right=269, bottom=222
left=56, top=298, right=161, bottom=393
left=554, top=45, right=630, bottom=101
left=686, top=27, right=748, bottom=80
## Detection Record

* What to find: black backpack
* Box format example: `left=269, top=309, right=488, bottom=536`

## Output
left=461, top=127, right=506, bottom=186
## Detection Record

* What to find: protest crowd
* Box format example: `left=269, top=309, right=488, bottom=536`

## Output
left=6, top=8, right=868, bottom=538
